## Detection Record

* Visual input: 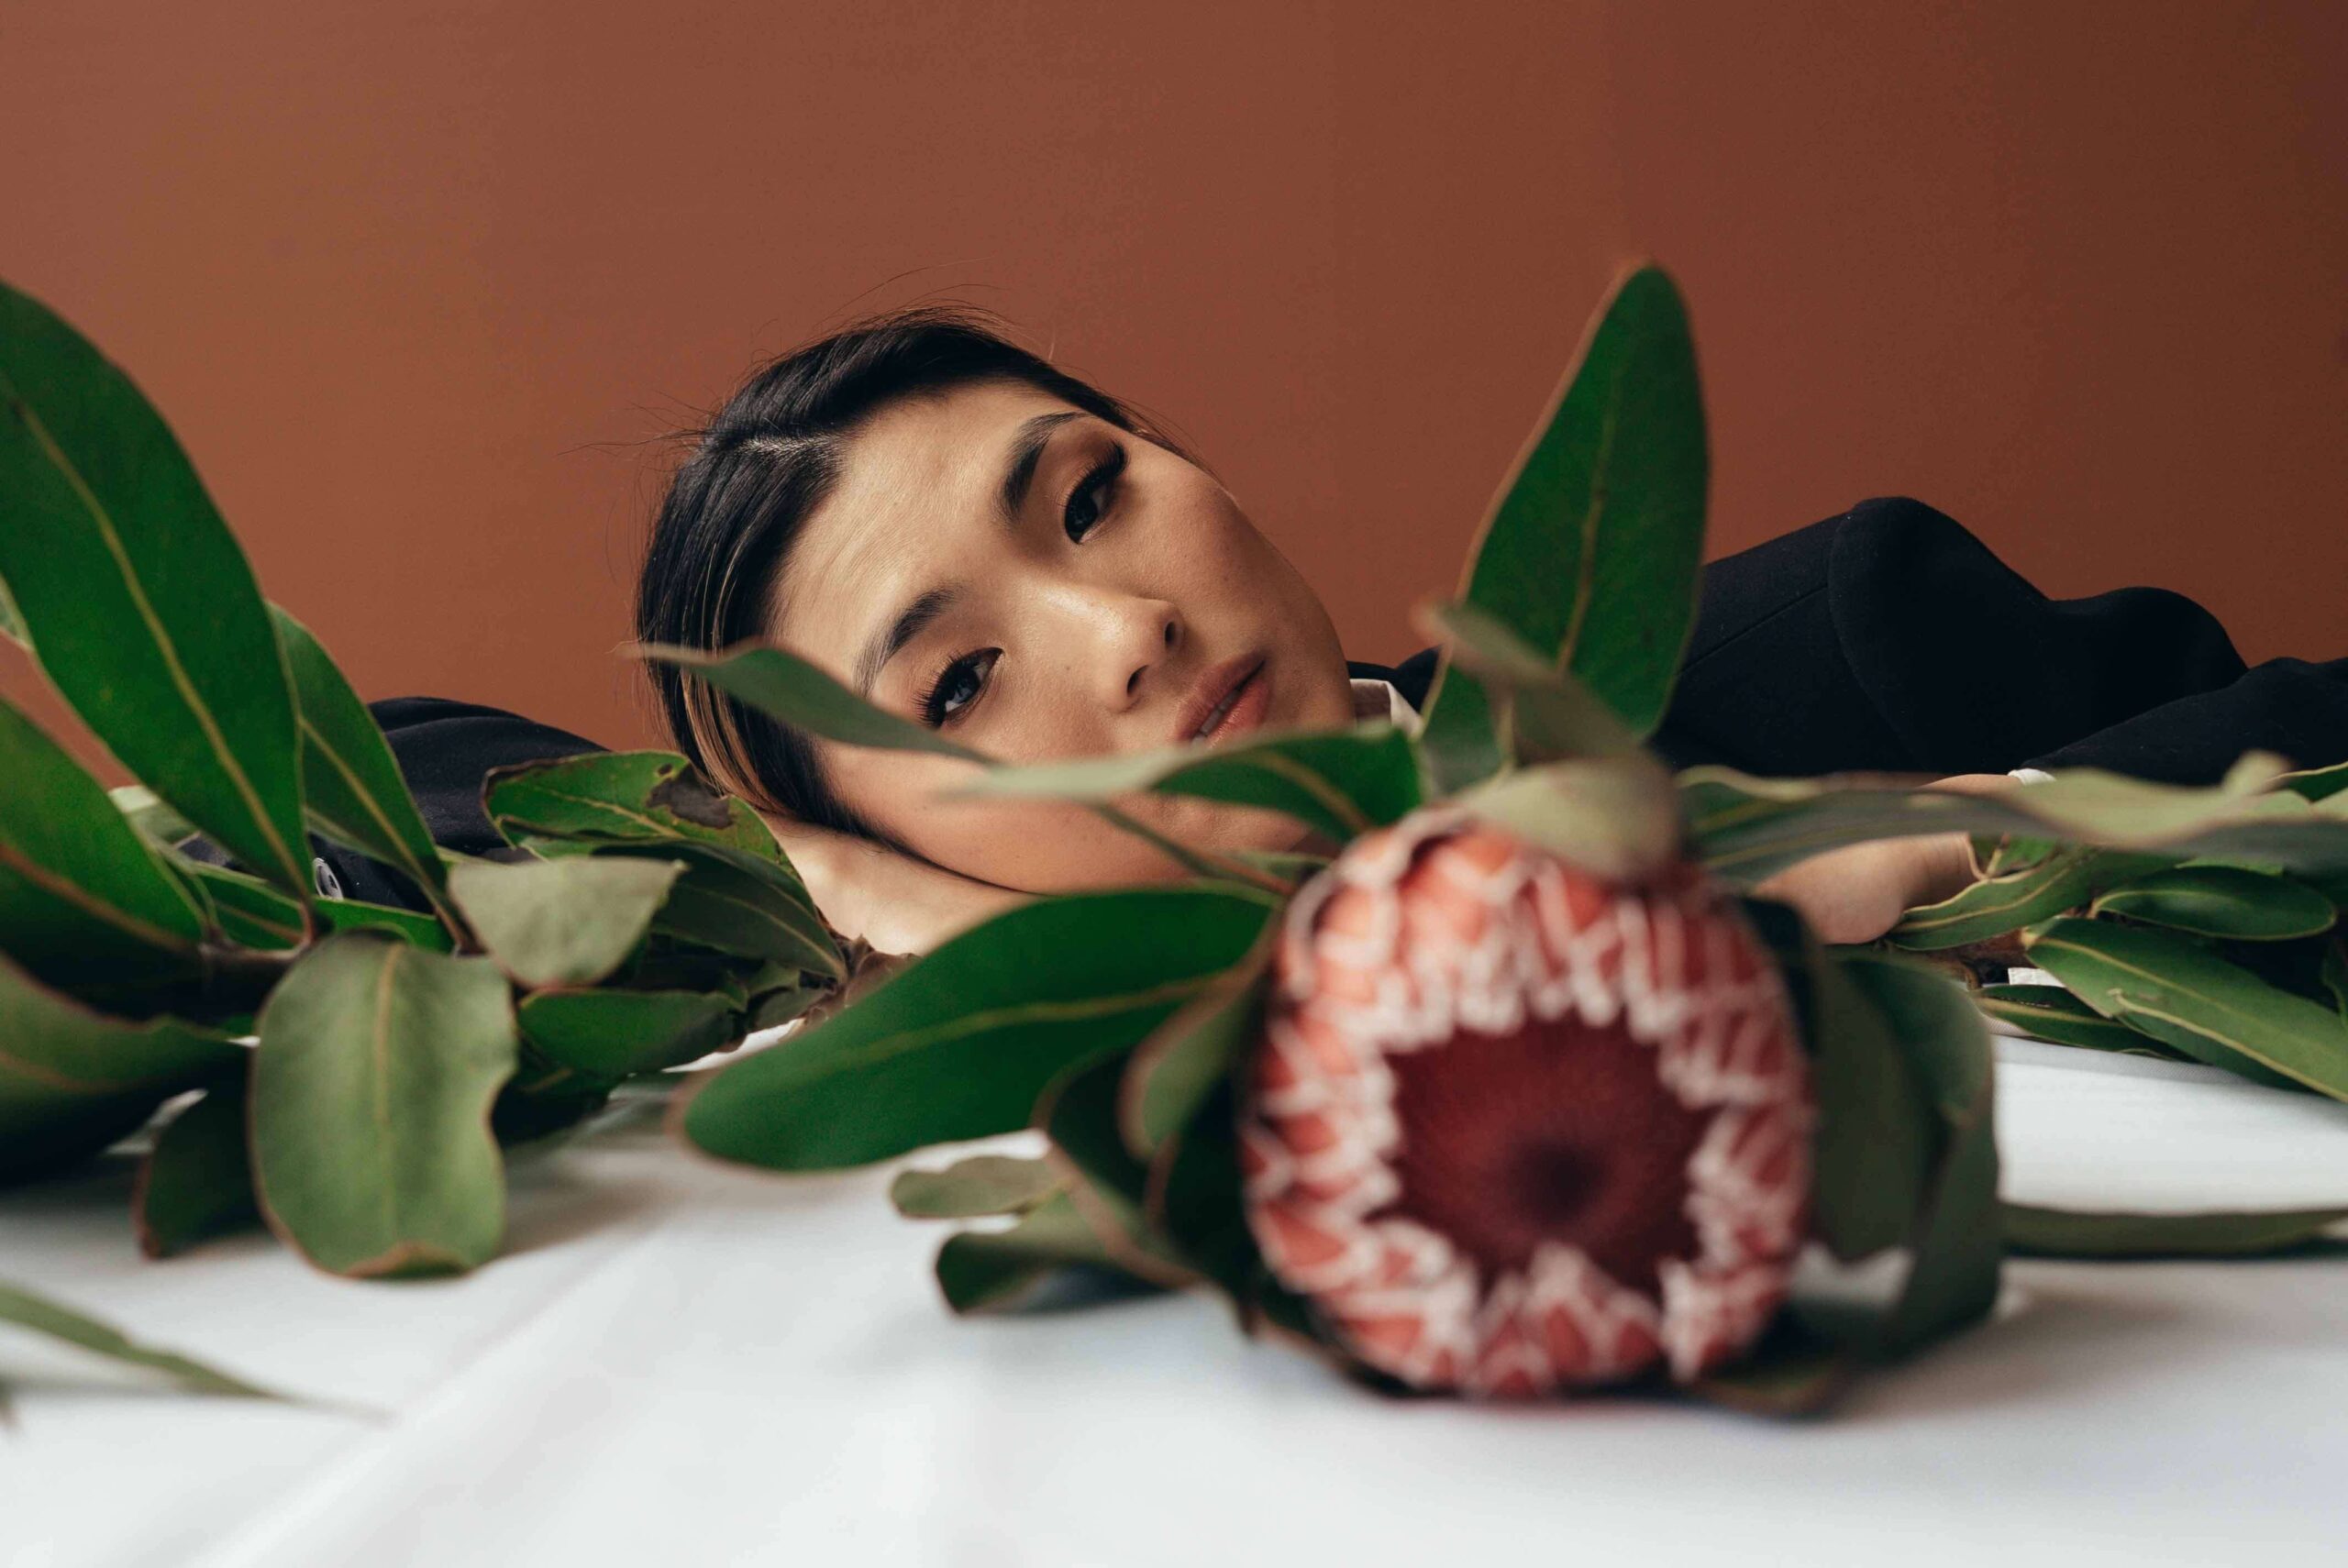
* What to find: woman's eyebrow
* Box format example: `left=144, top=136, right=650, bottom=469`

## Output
left=854, top=411, right=1083, bottom=697
left=855, top=585, right=958, bottom=696
left=998, top=410, right=1083, bottom=525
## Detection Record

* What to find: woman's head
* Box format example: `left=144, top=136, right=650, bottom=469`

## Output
left=637, top=305, right=1356, bottom=893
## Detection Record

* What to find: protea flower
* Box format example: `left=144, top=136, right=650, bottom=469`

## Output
left=1238, top=806, right=1814, bottom=1397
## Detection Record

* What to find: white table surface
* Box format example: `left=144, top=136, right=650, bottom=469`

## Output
left=7, top=1032, right=2348, bottom=1568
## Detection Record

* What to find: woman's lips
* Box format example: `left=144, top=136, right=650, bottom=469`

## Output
left=1176, top=654, right=1271, bottom=745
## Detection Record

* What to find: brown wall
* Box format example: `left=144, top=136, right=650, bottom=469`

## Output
left=6, top=2, right=2342, bottom=781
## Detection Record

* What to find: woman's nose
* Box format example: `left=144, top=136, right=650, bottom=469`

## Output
left=1102, top=599, right=1183, bottom=712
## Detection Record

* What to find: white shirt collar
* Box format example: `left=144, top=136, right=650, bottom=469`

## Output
left=1350, top=676, right=1422, bottom=734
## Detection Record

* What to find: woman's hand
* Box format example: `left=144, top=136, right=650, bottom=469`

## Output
left=756, top=811, right=1029, bottom=957
left=1748, top=773, right=2017, bottom=945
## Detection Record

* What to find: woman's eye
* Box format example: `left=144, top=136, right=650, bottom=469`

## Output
left=922, top=648, right=999, bottom=726
left=1064, top=445, right=1127, bottom=543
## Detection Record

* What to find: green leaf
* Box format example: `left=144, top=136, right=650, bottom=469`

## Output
left=1119, top=937, right=1273, bottom=1158
left=932, top=1191, right=1144, bottom=1314
left=2023, top=917, right=2348, bottom=1098
left=0, top=691, right=206, bottom=987
left=2279, top=760, right=2348, bottom=804
left=1972, top=984, right=2184, bottom=1057
left=954, top=723, right=1425, bottom=845
left=1794, top=936, right=1938, bottom=1262
left=1451, top=754, right=1682, bottom=882
left=0, top=282, right=309, bottom=896
left=635, top=641, right=985, bottom=761
left=1889, top=847, right=2166, bottom=951
left=615, top=841, right=842, bottom=982
left=109, top=784, right=199, bottom=850
left=134, top=1083, right=261, bottom=1258
left=891, top=1154, right=1066, bottom=1220
left=0, top=950, right=244, bottom=1186
left=271, top=605, right=459, bottom=926
left=0, top=1279, right=282, bottom=1399
left=250, top=935, right=518, bottom=1276
left=681, top=886, right=1276, bottom=1171
left=2088, top=865, right=2338, bottom=941
left=1036, top=1053, right=1193, bottom=1286
left=1418, top=262, right=1709, bottom=785
left=179, top=861, right=307, bottom=951
left=447, top=856, right=685, bottom=988
left=1700, top=952, right=2002, bottom=1413
left=316, top=895, right=455, bottom=951
left=1683, top=763, right=2342, bottom=886
left=1414, top=599, right=1640, bottom=764
left=516, top=988, right=740, bottom=1080
left=2004, top=1202, right=2348, bottom=1258
left=484, top=750, right=792, bottom=867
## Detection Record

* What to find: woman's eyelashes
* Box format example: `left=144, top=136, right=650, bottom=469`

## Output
left=919, top=646, right=1000, bottom=728
left=1063, top=442, right=1127, bottom=543
left=915, top=444, right=1126, bottom=727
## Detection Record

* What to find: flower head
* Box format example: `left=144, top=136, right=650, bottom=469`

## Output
left=1238, top=806, right=1813, bottom=1397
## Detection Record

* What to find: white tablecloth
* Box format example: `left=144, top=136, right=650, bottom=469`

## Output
left=7, top=1034, right=2348, bottom=1568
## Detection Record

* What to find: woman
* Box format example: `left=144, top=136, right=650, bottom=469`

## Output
left=352, top=305, right=2348, bottom=954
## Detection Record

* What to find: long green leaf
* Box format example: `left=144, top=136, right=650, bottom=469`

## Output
left=484, top=750, right=792, bottom=867
left=1972, top=984, right=2183, bottom=1057
left=953, top=723, right=1424, bottom=845
left=0, top=282, right=309, bottom=896
left=2024, top=917, right=2348, bottom=1099
left=0, top=691, right=206, bottom=986
left=0, top=949, right=244, bottom=1186
left=681, top=886, right=1275, bottom=1170
left=1684, top=763, right=2342, bottom=885
left=2088, top=865, right=2338, bottom=941
left=1889, top=847, right=2166, bottom=951
left=250, top=935, right=518, bottom=1276
left=1418, top=262, right=1708, bottom=785
left=271, top=605, right=459, bottom=925
left=2004, top=1203, right=2348, bottom=1258
left=134, top=1083, right=261, bottom=1258
left=0, top=1280, right=282, bottom=1399
left=634, top=640, right=984, bottom=760
left=516, top=988, right=740, bottom=1080
left=447, top=856, right=685, bottom=988
left=596, top=841, right=842, bottom=982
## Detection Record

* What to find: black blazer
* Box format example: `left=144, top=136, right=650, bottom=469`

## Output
left=227, top=496, right=2348, bottom=908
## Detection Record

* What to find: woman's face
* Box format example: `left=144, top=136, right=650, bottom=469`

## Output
left=771, top=378, right=1357, bottom=892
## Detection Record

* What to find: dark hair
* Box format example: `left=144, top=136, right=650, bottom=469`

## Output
left=636, top=303, right=1198, bottom=842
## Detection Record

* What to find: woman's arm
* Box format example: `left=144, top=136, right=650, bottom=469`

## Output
left=758, top=811, right=1029, bottom=957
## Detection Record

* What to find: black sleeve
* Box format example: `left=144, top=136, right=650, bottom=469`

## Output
left=1653, top=495, right=2348, bottom=782
left=177, top=696, right=608, bottom=911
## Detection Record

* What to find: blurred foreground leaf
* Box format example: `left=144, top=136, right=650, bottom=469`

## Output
left=0, top=1280, right=282, bottom=1400
left=2004, top=1203, right=2348, bottom=1258
left=681, top=886, right=1275, bottom=1170
left=0, top=951, right=242, bottom=1187
left=273, top=605, right=460, bottom=928
left=0, top=692, right=205, bottom=987
left=0, top=281, right=309, bottom=896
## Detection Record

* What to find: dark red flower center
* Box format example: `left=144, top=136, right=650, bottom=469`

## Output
left=1380, top=1016, right=1707, bottom=1295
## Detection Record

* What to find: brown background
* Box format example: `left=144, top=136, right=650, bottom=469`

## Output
left=6, top=2, right=2343, bottom=779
